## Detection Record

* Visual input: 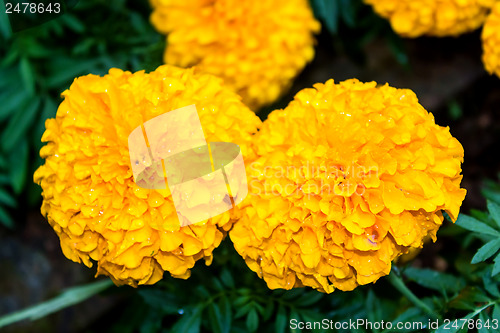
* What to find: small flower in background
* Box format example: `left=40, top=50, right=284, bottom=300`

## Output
left=230, top=79, right=467, bottom=293
left=482, top=2, right=500, bottom=78
left=149, top=0, right=320, bottom=110
left=33, top=65, right=261, bottom=287
left=364, top=0, right=496, bottom=37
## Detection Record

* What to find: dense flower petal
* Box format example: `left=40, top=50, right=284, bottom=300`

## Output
left=230, top=79, right=466, bottom=293
left=150, top=0, right=320, bottom=110
left=364, top=0, right=496, bottom=37
left=482, top=2, right=500, bottom=77
left=34, top=65, right=261, bottom=287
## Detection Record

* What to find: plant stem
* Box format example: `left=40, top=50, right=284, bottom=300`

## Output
left=387, top=270, right=439, bottom=319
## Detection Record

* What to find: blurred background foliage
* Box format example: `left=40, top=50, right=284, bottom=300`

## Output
left=0, top=0, right=499, bottom=332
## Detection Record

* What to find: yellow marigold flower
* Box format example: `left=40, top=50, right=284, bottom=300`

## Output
left=149, top=0, right=320, bottom=110
left=364, top=0, right=496, bottom=37
left=230, top=79, right=466, bottom=293
left=34, top=65, right=261, bottom=287
left=482, top=2, right=500, bottom=77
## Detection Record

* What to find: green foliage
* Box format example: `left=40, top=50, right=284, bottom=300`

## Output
left=310, top=0, right=408, bottom=66
left=0, top=0, right=164, bottom=228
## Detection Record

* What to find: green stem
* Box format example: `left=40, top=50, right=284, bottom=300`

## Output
left=387, top=270, right=439, bottom=319
left=0, top=279, right=113, bottom=329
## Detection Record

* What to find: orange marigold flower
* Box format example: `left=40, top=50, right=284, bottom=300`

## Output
left=364, top=0, right=496, bottom=37
left=34, top=65, right=261, bottom=287
left=482, top=2, right=500, bottom=77
left=149, top=0, right=320, bottom=110
left=230, top=79, right=466, bottom=293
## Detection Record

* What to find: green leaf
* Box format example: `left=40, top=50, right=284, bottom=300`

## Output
left=295, top=291, right=323, bottom=307
left=482, top=268, right=500, bottom=297
left=138, top=289, right=180, bottom=315
left=60, top=14, right=85, bottom=33
left=139, top=308, right=163, bottom=333
left=262, top=300, right=274, bottom=321
left=275, top=305, right=287, bottom=333
left=19, top=57, right=35, bottom=95
left=7, top=140, right=29, bottom=194
left=455, top=214, right=500, bottom=237
left=493, top=303, right=500, bottom=321
left=492, top=255, right=500, bottom=276
left=208, top=302, right=224, bottom=333
left=234, top=302, right=253, bottom=319
left=0, top=279, right=113, bottom=328
left=388, top=307, right=424, bottom=332
left=449, top=287, right=491, bottom=311
left=339, top=0, right=356, bottom=27
left=312, top=0, right=339, bottom=34
left=404, top=267, right=465, bottom=294
left=487, top=200, right=500, bottom=229
left=0, top=1, right=13, bottom=39
left=219, top=295, right=232, bottom=333
left=0, top=204, right=14, bottom=229
left=0, top=188, right=16, bottom=207
left=472, top=239, right=500, bottom=264
left=171, top=306, right=202, bottom=333
left=482, top=182, right=500, bottom=206
left=220, top=268, right=235, bottom=289
left=246, top=308, right=259, bottom=333
left=0, top=83, right=29, bottom=122
left=282, top=288, right=304, bottom=301
left=1, top=97, right=41, bottom=152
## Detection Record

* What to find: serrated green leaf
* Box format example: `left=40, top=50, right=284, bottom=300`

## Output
left=0, top=204, right=14, bottom=229
left=455, top=214, right=500, bottom=237
left=404, top=267, right=465, bottom=294
left=246, top=308, right=259, bottom=333
left=487, top=200, right=500, bottom=229
left=472, top=239, right=500, bottom=264
left=275, top=305, right=287, bottom=333
left=0, top=279, right=113, bottom=328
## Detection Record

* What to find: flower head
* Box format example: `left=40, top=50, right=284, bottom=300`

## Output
left=34, top=65, right=261, bottom=286
left=230, top=79, right=466, bottom=293
left=482, top=2, right=500, bottom=77
left=364, top=0, right=496, bottom=37
left=150, top=0, right=320, bottom=110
